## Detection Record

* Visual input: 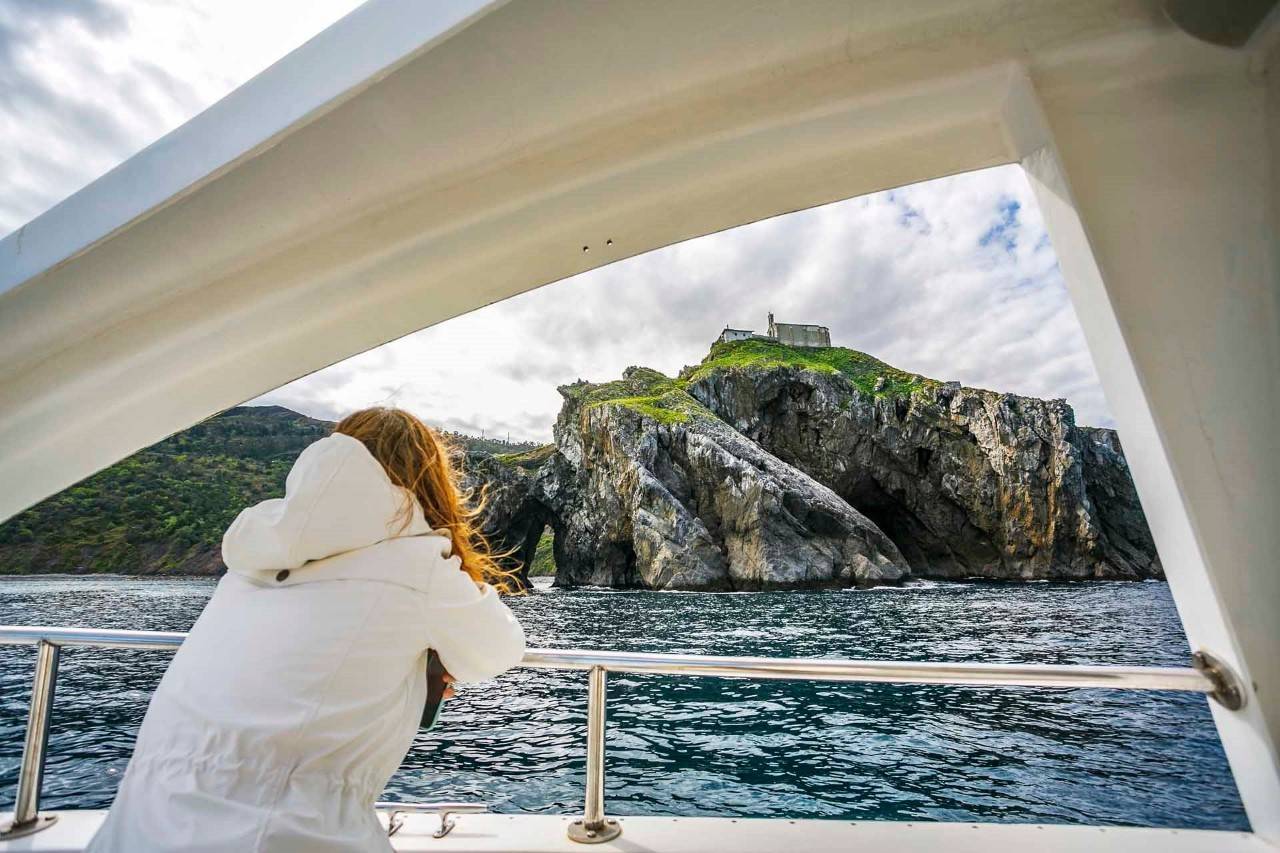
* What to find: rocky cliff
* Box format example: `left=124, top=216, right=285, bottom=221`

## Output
left=1077, top=426, right=1161, bottom=578
left=681, top=341, right=1160, bottom=580
left=479, top=340, right=1161, bottom=586
left=526, top=368, right=909, bottom=590
left=463, top=448, right=555, bottom=589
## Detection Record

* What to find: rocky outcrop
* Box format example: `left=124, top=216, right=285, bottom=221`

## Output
left=684, top=354, right=1161, bottom=580
left=469, top=341, right=1161, bottom=587
left=527, top=368, right=910, bottom=590
left=464, top=450, right=554, bottom=590
left=1078, top=427, right=1161, bottom=578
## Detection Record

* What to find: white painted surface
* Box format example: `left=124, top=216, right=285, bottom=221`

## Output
left=1, top=0, right=1278, bottom=841
left=1, top=812, right=1272, bottom=853
left=0, top=0, right=501, bottom=298
left=1002, top=43, right=1280, bottom=836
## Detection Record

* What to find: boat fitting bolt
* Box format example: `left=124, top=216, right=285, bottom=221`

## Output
left=1193, top=651, right=1246, bottom=711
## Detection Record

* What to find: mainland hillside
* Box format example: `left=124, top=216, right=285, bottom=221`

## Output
left=0, top=340, right=1159, bottom=588
left=0, top=406, right=539, bottom=576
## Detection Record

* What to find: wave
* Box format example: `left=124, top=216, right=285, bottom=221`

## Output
left=848, top=579, right=969, bottom=593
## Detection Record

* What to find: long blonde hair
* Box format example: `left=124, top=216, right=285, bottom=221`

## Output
left=334, top=407, right=515, bottom=592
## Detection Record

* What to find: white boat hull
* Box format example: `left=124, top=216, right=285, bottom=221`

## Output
left=2, top=811, right=1271, bottom=853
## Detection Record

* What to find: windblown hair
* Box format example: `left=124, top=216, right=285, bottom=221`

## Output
left=334, top=407, right=516, bottom=592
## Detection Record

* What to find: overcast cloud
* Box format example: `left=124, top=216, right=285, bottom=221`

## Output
left=4, top=1, right=1115, bottom=444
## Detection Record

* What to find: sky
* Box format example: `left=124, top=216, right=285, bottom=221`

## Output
left=2, top=1, right=1116, bottom=443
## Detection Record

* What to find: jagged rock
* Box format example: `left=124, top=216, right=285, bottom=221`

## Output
left=1078, top=427, right=1161, bottom=578
left=531, top=368, right=910, bottom=590
left=684, top=346, right=1161, bottom=580
left=463, top=451, right=553, bottom=589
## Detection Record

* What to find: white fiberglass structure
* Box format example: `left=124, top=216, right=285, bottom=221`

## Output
left=1, top=1, right=1279, bottom=850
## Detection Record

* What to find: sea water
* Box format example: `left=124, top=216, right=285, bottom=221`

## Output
left=0, top=576, right=1248, bottom=829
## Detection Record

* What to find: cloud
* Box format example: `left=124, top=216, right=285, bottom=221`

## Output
left=260, top=163, right=1116, bottom=441
left=6, top=4, right=1116, bottom=445
left=497, top=359, right=577, bottom=385
left=0, top=0, right=363, bottom=235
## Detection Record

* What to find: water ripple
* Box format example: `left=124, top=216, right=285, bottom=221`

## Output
left=0, top=576, right=1248, bottom=830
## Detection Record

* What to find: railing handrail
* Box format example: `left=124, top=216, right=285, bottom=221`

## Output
left=0, top=623, right=1244, bottom=844
left=0, top=624, right=1216, bottom=692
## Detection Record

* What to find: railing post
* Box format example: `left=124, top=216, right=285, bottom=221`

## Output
left=567, top=665, right=620, bottom=844
left=1, top=639, right=61, bottom=839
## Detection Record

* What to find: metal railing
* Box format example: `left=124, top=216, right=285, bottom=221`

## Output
left=0, top=625, right=1244, bottom=843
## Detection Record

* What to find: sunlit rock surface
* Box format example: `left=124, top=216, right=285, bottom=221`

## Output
left=523, top=367, right=909, bottom=590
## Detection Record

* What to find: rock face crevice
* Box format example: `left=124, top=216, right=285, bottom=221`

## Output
left=471, top=341, right=1162, bottom=588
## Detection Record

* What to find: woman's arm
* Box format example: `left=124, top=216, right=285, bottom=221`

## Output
left=423, top=564, right=527, bottom=683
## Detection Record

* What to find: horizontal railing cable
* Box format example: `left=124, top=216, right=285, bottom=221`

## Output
left=0, top=625, right=1215, bottom=692
left=0, top=623, right=1242, bottom=844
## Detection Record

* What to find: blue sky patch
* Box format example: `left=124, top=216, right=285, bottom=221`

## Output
left=979, top=198, right=1021, bottom=252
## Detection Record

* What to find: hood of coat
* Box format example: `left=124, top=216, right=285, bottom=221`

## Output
left=222, top=433, right=437, bottom=578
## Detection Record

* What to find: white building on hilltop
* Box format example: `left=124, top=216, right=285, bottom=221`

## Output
left=719, top=312, right=831, bottom=348
left=719, top=327, right=755, bottom=343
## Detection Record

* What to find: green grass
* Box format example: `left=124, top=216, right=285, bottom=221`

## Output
left=562, top=368, right=683, bottom=405
left=564, top=367, right=702, bottom=425
left=527, top=529, right=556, bottom=576
left=494, top=444, right=556, bottom=470
left=682, top=338, right=935, bottom=397
left=561, top=339, right=934, bottom=429
left=604, top=389, right=706, bottom=425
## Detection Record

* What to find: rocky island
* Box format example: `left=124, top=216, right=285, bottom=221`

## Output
left=476, top=339, right=1160, bottom=590
left=0, top=339, right=1159, bottom=589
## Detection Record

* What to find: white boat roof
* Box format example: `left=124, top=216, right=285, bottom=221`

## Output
left=1, top=0, right=1278, bottom=843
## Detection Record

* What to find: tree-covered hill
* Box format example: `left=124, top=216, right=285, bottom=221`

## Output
left=0, top=406, right=537, bottom=576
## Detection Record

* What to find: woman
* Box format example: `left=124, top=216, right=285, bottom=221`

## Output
left=88, top=407, right=527, bottom=852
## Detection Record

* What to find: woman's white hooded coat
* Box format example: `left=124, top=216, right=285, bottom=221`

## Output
left=87, top=433, right=527, bottom=852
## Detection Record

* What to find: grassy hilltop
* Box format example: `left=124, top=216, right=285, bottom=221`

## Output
left=559, top=339, right=936, bottom=425
left=685, top=338, right=934, bottom=396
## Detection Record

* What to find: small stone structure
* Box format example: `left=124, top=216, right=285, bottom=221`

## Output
left=719, top=312, right=831, bottom=347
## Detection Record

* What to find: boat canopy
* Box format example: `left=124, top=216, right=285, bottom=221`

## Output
left=1, top=0, right=1278, bottom=837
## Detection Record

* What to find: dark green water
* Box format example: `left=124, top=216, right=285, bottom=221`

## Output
left=0, top=576, right=1247, bottom=829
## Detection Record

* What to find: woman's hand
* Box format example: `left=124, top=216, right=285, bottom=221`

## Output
left=442, top=671, right=456, bottom=700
